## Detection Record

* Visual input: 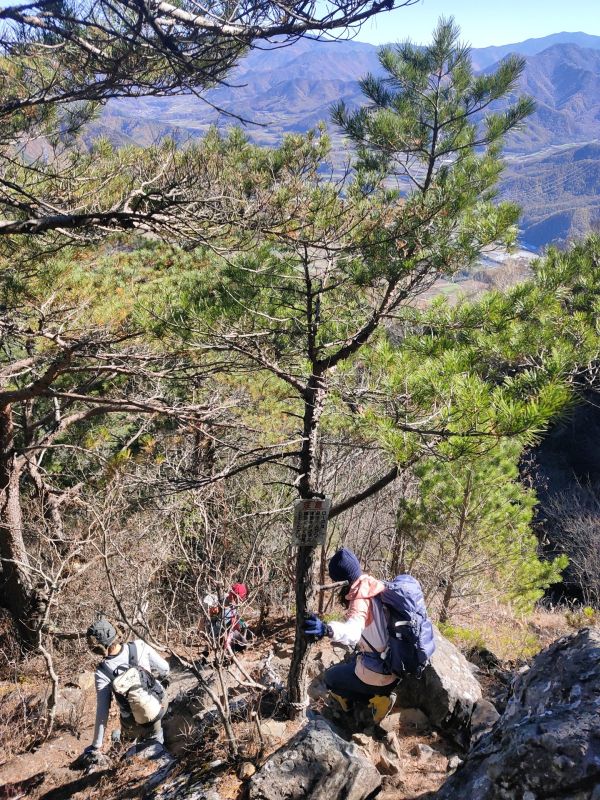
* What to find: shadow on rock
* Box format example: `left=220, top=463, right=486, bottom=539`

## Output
left=248, top=718, right=381, bottom=800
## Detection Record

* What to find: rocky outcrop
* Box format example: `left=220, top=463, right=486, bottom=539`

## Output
left=248, top=719, right=381, bottom=800
left=395, top=627, right=483, bottom=746
left=434, top=627, right=600, bottom=800
left=149, top=770, right=225, bottom=800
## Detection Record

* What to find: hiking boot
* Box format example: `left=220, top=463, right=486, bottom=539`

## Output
left=368, top=692, right=397, bottom=724
left=328, top=692, right=351, bottom=713
left=325, top=691, right=353, bottom=725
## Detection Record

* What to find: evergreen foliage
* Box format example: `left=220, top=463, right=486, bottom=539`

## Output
left=399, top=441, right=568, bottom=619
left=2, top=18, right=599, bottom=719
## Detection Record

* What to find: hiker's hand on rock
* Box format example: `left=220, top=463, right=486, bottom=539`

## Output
left=72, top=746, right=100, bottom=769
left=304, top=613, right=327, bottom=641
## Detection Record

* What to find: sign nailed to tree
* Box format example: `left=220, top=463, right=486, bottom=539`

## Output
left=292, top=497, right=332, bottom=547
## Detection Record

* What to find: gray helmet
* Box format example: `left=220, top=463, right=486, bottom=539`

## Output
left=86, top=618, right=116, bottom=653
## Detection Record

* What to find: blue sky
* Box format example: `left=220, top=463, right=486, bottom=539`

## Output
left=355, top=0, right=600, bottom=46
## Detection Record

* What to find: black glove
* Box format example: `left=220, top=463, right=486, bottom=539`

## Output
left=72, top=746, right=101, bottom=770
left=303, top=613, right=327, bottom=641
left=160, top=675, right=171, bottom=689
left=83, top=745, right=100, bottom=761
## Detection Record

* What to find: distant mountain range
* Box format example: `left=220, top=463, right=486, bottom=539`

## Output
left=97, top=32, right=600, bottom=249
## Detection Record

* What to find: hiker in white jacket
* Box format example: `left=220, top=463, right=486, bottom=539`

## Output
left=78, top=618, right=170, bottom=766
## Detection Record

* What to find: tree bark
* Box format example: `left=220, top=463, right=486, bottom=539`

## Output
left=0, top=403, right=40, bottom=646
left=287, top=373, right=326, bottom=717
left=439, top=474, right=472, bottom=624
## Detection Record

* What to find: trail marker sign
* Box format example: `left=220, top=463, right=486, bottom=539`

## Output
left=292, top=497, right=332, bottom=547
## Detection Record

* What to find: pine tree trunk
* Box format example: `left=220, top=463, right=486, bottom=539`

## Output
left=0, top=403, right=41, bottom=646
left=439, top=474, right=472, bottom=624
left=287, top=374, right=326, bottom=718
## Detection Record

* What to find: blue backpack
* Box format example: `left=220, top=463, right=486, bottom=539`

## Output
left=369, top=575, right=436, bottom=677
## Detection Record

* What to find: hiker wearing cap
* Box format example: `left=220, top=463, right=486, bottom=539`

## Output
left=79, top=618, right=170, bottom=765
left=303, top=548, right=399, bottom=724
left=201, top=583, right=252, bottom=652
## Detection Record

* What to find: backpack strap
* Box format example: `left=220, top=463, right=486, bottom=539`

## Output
left=98, top=642, right=137, bottom=684
left=128, top=641, right=139, bottom=667
left=360, top=596, right=388, bottom=656
left=360, top=631, right=379, bottom=654
left=98, top=660, right=114, bottom=682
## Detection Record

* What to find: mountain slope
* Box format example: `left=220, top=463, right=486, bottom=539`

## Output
left=502, top=141, right=600, bottom=248
left=97, top=35, right=600, bottom=248
left=470, top=31, right=600, bottom=69
left=499, top=44, right=600, bottom=154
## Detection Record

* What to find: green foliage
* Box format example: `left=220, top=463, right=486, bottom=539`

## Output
left=565, top=606, right=598, bottom=629
left=334, top=17, right=533, bottom=274
left=437, top=622, right=486, bottom=650
left=400, top=440, right=567, bottom=615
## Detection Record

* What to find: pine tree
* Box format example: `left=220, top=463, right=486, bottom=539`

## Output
left=399, top=441, right=567, bottom=621
left=153, top=20, right=547, bottom=711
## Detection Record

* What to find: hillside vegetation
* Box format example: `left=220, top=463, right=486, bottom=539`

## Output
left=96, top=34, right=600, bottom=248
left=1, top=10, right=600, bottom=799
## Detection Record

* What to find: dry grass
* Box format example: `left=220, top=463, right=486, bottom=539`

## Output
left=440, top=599, right=571, bottom=663
left=0, top=682, right=47, bottom=764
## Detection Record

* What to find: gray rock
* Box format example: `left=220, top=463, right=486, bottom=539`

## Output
left=381, top=773, right=405, bottom=791
left=259, top=719, right=288, bottom=745
left=162, top=683, right=210, bottom=757
left=383, top=731, right=402, bottom=762
left=351, top=733, right=372, bottom=749
left=147, top=771, right=223, bottom=800
left=396, top=627, right=483, bottom=746
left=143, top=755, right=177, bottom=793
left=248, top=719, right=381, bottom=800
left=55, top=684, right=84, bottom=726
left=77, top=671, right=96, bottom=692
left=433, top=628, right=600, bottom=800
left=410, top=743, right=435, bottom=760
left=381, top=707, right=430, bottom=732
left=469, top=698, right=500, bottom=746
left=376, top=751, right=401, bottom=776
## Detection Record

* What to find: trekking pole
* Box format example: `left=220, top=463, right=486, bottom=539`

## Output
left=316, top=580, right=349, bottom=591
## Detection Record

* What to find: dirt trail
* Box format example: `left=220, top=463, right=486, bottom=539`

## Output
left=0, top=634, right=457, bottom=800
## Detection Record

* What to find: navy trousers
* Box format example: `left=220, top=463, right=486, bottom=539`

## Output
left=324, top=657, right=397, bottom=701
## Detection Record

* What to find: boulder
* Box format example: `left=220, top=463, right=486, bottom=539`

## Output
left=380, top=707, right=430, bottom=733
left=248, top=719, right=381, bottom=800
left=77, top=671, right=96, bottom=692
left=55, top=684, right=85, bottom=726
left=469, top=698, right=500, bottom=746
left=396, top=628, right=483, bottom=746
left=162, top=683, right=209, bottom=757
left=148, top=770, right=224, bottom=800
left=259, top=719, right=288, bottom=746
left=433, top=627, right=600, bottom=800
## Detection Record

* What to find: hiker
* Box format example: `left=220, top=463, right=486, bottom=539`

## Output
left=202, top=583, right=252, bottom=651
left=78, top=618, right=170, bottom=766
left=223, top=582, right=252, bottom=649
left=303, top=548, right=434, bottom=725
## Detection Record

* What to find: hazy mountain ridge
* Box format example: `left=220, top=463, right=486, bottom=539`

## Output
left=98, top=32, right=600, bottom=248
left=502, top=141, right=600, bottom=247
